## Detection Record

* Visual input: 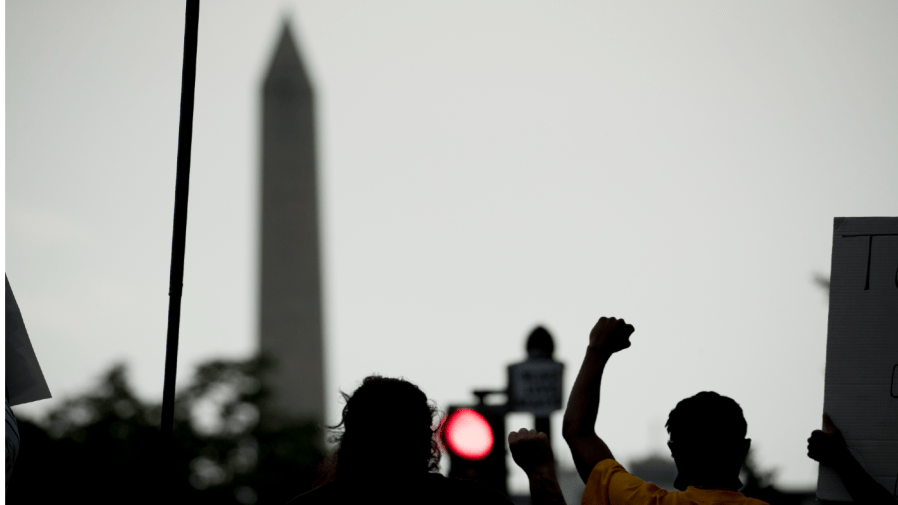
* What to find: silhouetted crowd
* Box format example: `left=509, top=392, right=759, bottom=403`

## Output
left=7, top=317, right=895, bottom=504
left=281, top=317, right=897, bottom=505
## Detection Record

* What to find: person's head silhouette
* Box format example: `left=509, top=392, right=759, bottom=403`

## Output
left=329, top=375, right=441, bottom=482
left=665, top=391, right=750, bottom=491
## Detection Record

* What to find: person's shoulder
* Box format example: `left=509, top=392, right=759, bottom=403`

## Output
left=679, top=488, right=770, bottom=505
left=583, top=459, right=672, bottom=505
left=424, top=473, right=514, bottom=504
left=716, top=491, right=768, bottom=505
left=587, top=458, right=633, bottom=483
left=594, top=458, right=626, bottom=472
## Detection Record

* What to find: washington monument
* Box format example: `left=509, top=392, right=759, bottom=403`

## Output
left=258, top=23, right=325, bottom=427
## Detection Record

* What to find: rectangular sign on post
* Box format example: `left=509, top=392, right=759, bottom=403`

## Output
left=818, top=217, right=898, bottom=501
left=507, top=360, right=564, bottom=417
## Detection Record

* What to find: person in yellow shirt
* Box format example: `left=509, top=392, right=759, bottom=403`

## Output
left=508, top=316, right=768, bottom=505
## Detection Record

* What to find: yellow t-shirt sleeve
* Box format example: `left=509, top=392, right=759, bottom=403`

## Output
left=581, top=459, right=668, bottom=505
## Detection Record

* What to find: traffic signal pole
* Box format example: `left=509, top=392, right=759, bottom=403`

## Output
left=445, top=328, right=565, bottom=499
left=473, top=391, right=510, bottom=497
left=160, top=1, right=200, bottom=494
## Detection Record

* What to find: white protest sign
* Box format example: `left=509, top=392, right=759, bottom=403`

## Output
left=818, top=217, right=898, bottom=501
left=507, top=359, right=564, bottom=417
left=5, top=276, right=52, bottom=406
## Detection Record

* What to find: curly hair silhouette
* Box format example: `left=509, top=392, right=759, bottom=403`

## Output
left=326, top=376, right=442, bottom=482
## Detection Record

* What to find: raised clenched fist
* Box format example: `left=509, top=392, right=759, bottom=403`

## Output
left=588, top=317, right=634, bottom=354
left=508, top=428, right=554, bottom=475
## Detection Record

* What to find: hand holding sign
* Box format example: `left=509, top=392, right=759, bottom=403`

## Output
left=807, top=412, right=898, bottom=504
left=808, top=413, right=851, bottom=469
left=588, top=317, right=634, bottom=355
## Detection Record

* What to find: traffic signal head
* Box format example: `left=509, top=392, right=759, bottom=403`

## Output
left=444, top=404, right=507, bottom=496
left=444, top=408, right=493, bottom=460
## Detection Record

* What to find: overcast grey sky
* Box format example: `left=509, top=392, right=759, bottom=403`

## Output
left=6, top=0, right=897, bottom=491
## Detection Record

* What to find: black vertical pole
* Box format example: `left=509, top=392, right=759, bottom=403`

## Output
left=161, top=0, right=200, bottom=463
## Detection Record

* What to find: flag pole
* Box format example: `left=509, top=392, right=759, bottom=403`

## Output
left=161, top=0, right=200, bottom=451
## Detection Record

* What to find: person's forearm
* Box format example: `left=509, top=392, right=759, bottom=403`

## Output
left=562, top=347, right=610, bottom=438
left=833, top=455, right=898, bottom=505
left=526, top=465, right=567, bottom=505
left=562, top=346, right=615, bottom=483
left=563, top=318, right=632, bottom=483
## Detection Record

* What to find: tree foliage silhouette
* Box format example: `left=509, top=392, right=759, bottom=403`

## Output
left=7, top=356, right=323, bottom=504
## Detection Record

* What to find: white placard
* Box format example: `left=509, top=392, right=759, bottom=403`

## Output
left=818, top=217, right=898, bottom=501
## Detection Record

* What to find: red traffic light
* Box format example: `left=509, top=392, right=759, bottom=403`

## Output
left=444, top=408, right=493, bottom=460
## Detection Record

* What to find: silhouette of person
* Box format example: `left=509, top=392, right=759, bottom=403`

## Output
left=287, top=375, right=513, bottom=505
left=807, top=412, right=898, bottom=504
left=509, top=317, right=768, bottom=505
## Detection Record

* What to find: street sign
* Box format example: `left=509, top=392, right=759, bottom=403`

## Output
left=507, top=359, right=564, bottom=416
